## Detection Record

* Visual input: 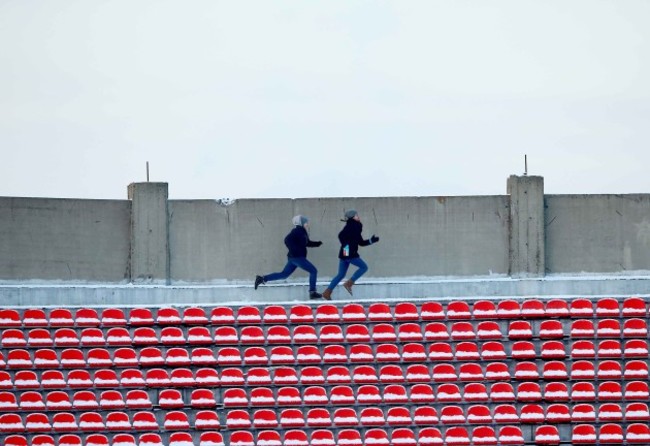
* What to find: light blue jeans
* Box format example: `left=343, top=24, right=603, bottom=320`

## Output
left=263, top=257, right=318, bottom=292
left=327, top=257, right=368, bottom=289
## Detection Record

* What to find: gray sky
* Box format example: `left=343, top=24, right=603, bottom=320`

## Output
left=1, top=0, right=649, bottom=200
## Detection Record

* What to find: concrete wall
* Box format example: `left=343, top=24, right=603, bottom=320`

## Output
left=546, top=194, right=650, bottom=274
left=1, top=182, right=650, bottom=284
left=0, top=197, right=131, bottom=282
left=168, top=196, right=510, bottom=282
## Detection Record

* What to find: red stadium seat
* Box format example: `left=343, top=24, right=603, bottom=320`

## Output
left=624, top=339, right=649, bottom=357
left=394, top=302, right=419, bottom=321
left=570, top=299, right=594, bottom=317
left=511, top=341, right=536, bottom=359
left=304, top=386, right=329, bottom=405
left=490, top=383, right=515, bottom=401
left=27, top=329, right=53, bottom=347
left=571, top=382, right=596, bottom=401
left=539, top=320, right=564, bottom=338
left=49, top=309, right=73, bottom=327
left=8, top=349, right=32, bottom=368
left=163, top=411, right=190, bottom=430
left=182, top=307, right=208, bottom=324
left=599, top=403, right=623, bottom=422
left=398, top=322, right=423, bottom=341
left=210, top=307, right=235, bottom=324
left=334, top=408, right=360, bottom=427
left=190, top=388, right=216, bottom=408
left=472, top=426, right=497, bottom=445
left=270, top=346, right=295, bottom=364
left=306, top=408, right=332, bottom=427
left=486, top=362, right=510, bottom=380
left=1, top=329, right=27, bottom=347
left=467, top=405, right=492, bottom=424
left=194, top=411, right=220, bottom=429
left=0, top=309, right=21, bottom=327
left=383, top=384, right=408, bottom=403
left=625, top=403, right=650, bottom=421
left=119, top=368, right=145, bottom=387
left=156, top=307, right=182, bottom=325
left=125, top=390, right=152, bottom=409
left=159, top=389, right=184, bottom=408
left=451, top=322, right=475, bottom=340
left=459, top=363, right=484, bottom=381
left=371, top=324, right=397, bottom=344
left=341, top=303, right=366, bottom=322
left=517, top=382, right=542, bottom=401
left=99, top=390, right=125, bottom=408
left=622, top=297, right=646, bottom=317
left=326, top=366, right=352, bottom=384
left=626, top=424, right=650, bottom=443
left=23, top=309, right=48, bottom=327
left=368, top=303, right=393, bottom=322
left=625, top=360, right=649, bottom=379
left=571, top=340, right=596, bottom=358
left=315, top=304, right=340, bottom=323
left=216, top=347, right=242, bottom=365
left=267, top=326, right=291, bottom=344
left=78, top=411, right=105, bottom=431
left=545, top=299, right=569, bottom=317
left=160, top=326, right=186, bottom=344
left=262, top=305, right=288, bottom=324
left=597, top=319, right=621, bottom=337
left=572, top=424, right=597, bottom=444
left=357, top=384, right=382, bottom=404
left=132, top=411, right=158, bottom=430
left=133, top=327, right=158, bottom=344
left=346, top=325, right=371, bottom=343
left=541, top=341, right=566, bottom=359
left=446, top=301, right=471, bottom=320
left=438, top=383, right=462, bottom=402
left=106, top=327, right=131, bottom=345
left=445, top=426, right=471, bottom=445
left=424, top=322, right=449, bottom=340
left=410, top=384, right=435, bottom=403
left=100, top=308, right=127, bottom=326
left=279, top=409, right=305, bottom=427
left=598, top=339, right=623, bottom=358
left=330, top=385, right=355, bottom=405
left=166, top=347, right=192, bottom=366
left=214, top=326, right=238, bottom=344
left=496, top=300, right=521, bottom=318
left=240, top=326, right=265, bottom=344
left=544, top=382, right=569, bottom=401
left=414, top=406, right=439, bottom=425
left=235, top=306, right=262, bottom=324
left=464, top=383, right=488, bottom=402
left=535, top=425, right=560, bottom=444
left=52, top=413, right=78, bottom=432
left=418, top=427, right=443, bottom=445
left=128, top=308, right=154, bottom=325
left=546, top=404, right=571, bottom=423
left=472, top=300, right=497, bottom=319
left=508, top=320, right=532, bottom=339
left=521, top=299, right=545, bottom=317
left=514, top=362, right=539, bottom=380
left=596, top=298, right=620, bottom=317
left=187, top=326, right=212, bottom=344
left=428, top=342, right=453, bottom=361
left=338, top=429, right=363, bottom=445
left=623, top=318, right=647, bottom=337
left=145, top=368, right=170, bottom=387
left=34, top=348, right=60, bottom=368
left=319, top=325, right=344, bottom=343
left=493, top=404, right=519, bottom=423
left=405, top=364, right=431, bottom=382
left=46, top=390, right=71, bottom=409
left=80, top=328, right=105, bottom=346
left=106, top=412, right=131, bottom=430
left=421, top=301, right=445, bottom=320
left=359, top=407, right=385, bottom=426
left=572, top=404, right=597, bottom=422
left=520, top=403, right=545, bottom=423
left=481, top=341, right=507, bottom=360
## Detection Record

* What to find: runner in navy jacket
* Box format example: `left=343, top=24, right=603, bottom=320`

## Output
left=255, top=215, right=323, bottom=299
left=322, top=209, right=379, bottom=300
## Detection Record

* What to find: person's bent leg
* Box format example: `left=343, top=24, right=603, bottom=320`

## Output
left=327, top=260, right=350, bottom=290
left=349, top=257, right=369, bottom=282
left=263, top=261, right=297, bottom=283
left=294, top=257, right=319, bottom=292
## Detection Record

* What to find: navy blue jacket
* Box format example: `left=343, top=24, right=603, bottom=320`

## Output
left=338, top=219, right=371, bottom=259
left=284, top=225, right=320, bottom=258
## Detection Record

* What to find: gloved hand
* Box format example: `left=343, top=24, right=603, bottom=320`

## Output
left=314, top=241, right=323, bottom=247
left=370, top=235, right=380, bottom=244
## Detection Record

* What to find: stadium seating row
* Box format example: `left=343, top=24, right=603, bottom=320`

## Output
left=2, top=339, right=648, bottom=369
left=1, top=297, right=646, bottom=328
left=3, top=423, right=650, bottom=446
left=3, top=318, right=647, bottom=349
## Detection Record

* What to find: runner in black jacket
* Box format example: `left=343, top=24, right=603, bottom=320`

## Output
left=255, top=215, right=323, bottom=299
left=322, top=209, right=379, bottom=300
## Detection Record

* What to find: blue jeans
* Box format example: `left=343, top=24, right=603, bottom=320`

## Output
left=327, top=257, right=368, bottom=290
left=263, top=257, right=318, bottom=292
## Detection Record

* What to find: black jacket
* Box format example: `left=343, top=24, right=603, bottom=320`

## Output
left=284, top=225, right=320, bottom=258
left=338, top=219, right=371, bottom=259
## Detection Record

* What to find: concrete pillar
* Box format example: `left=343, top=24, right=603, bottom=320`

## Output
left=128, top=182, right=170, bottom=284
left=507, top=175, right=545, bottom=277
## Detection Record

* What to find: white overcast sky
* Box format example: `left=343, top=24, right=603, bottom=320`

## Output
left=1, top=1, right=649, bottom=200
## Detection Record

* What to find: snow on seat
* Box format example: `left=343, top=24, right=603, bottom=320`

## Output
left=398, top=323, right=423, bottom=341
left=132, top=411, right=158, bottom=430
left=493, top=404, right=519, bottom=423
left=544, top=382, right=569, bottom=401
left=359, top=407, right=385, bottom=426
left=471, top=426, right=497, bottom=445
left=508, top=320, right=532, bottom=339
left=165, top=347, right=192, bottom=366
left=240, top=325, right=265, bottom=344
left=414, top=406, right=439, bottom=425
left=133, top=327, right=158, bottom=345
left=352, top=365, right=378, bottom=384
left=78, top=412, right=105, bottom=431
left=571, top=382, right=596, bottom=401
left=199, top=432, right=224, bottom=446
left=383, top=384, right=408, bottom=403
left=80, top=328, right=105, bottom=346
left=625, top=403, right=650, bottom=421
left=623, top=318, right=647, bottom=337
left=394, top=302, right=419, bottom=321
left=542, top=361, right=568, bottom=380
left=105, top=412, right=131, bottom=430
left=624, top=339, right=649, bottom=357
left=541, top=341, right=566, bottom=359
left=437, top=383, right=461, bottom=402
left=572, top=404, right=596, bottom=422
left=496, top=300, right=521, bottom=319
left=156, top=307, right=182, bottom=325
left=46, top=390, right=71, bottom=409
left=23, top=309, right=48, bottom=327
left=27, top=328, right=53, bottom=347
left=417, top=427, right=443, bottom=445
left=598, top=403, right=623, bottom=422
left=545, top=299, right=569, bottom=318
left=511, top=341, right=536, bottom=359
left=34, top=348, right=60, bottom=368
left=138, top=433, right=164, bottom=446
left=450, top=322, right=475, bottom=340
left=163, top=411, right=190, bottom=430
left=624, top=360, right=649, bottom=379
left=74, top=308, right=100, bottom=326
left=535, top=425, right=560, bottom=445
left=319, top=325, right=344, bottom=343
left=8, top=349, right=32, bottom=368
left=125, top=390, right=152, bottom=409
left=372, top=324, right=397, bottom=342
left=0, top=309, right=21, bottom=327
left=263, top=305, right=288, bottom=324
left=182, top=307, right=209, bottom=324
left=485, top=362, right=511, bottom=381
left=169, top=432, right=195, bottom=446
left=572, top=424, right=597, bottom=444
left=428, top=342, right=453, bottom=361
left=159, top=389, right=184, bottom=408
left=421, top=301, right=445, bottom=320
left=52, top=413, right=78, bottom=432
left=446, top=301, right=471, bottom=320
left=444, top=426, right=471, bottom=445
left=49, top=309, right=73, bottom=327
left=106, top=327, right=131, bottom=345
left=424, top=322, right=449, bottom=340
left=459, top=363, right=483, bottom=381
left=596, top=297, right=620, bottom=317
left=128, top=308, right=154, bottom=326
left=570, top=299, right=594, bottom=317
left=87, top=348, right=113, bottom=368
left=345, top=324, right=370, bottom=343
left=210, top=307, right=235, bottom=325
left=235, top=306, right=262, bottom=324
left=410, top=384, right=435, bottom=403
left=195, top=411, right=220, bottom=429
left=368, top=303, right=393, bottom=322
left=626, top=424, right=650, bottom=444
left=480, top=341, right=506, bottom=360
left=341, top=303, right=366, bottom=322
left=315, top=304, right=340, bottom=323
left=571, top=340, right=596, bottom=358
left=472, top=300, right=497, bottom=319
left=598, top=339, right=622, bottom=358
left=99, top=390, right=125, bottom=409
left=160, top=326, right=186, bottom=344
left=597, top=319, right=620, bottom=337
left=539, top=320, right=564, bottom=338
left=546, top=404, right=571, bottom=423
left=466, top=405, right=492, bottom=424
left=516, top=382, right=542, bottom=401
left=31, top=434, right=55, bottom=446
left=19, top=391, right=45, bottom=410
left=521, top=299, right=545, bottom=318
left=464, top=383, right=488, bottom=402
left=100, top=308, right=127, bottom=326
left=520, top=403, right=545, bottom=423
left=1, top=329, right=27, bottom=348
left=187, top=326, right=213, bottom=344
left=622, top=297, right=646, bottom=317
